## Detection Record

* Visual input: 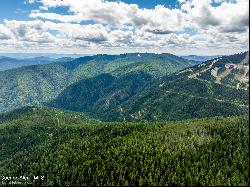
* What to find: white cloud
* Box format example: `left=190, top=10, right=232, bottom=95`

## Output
left=27, top=0, right=249, bottom=33
left=0, top=0, right=248, bottom=55
left=0, top=24, right=13, bottom=40
left=28, top=0, right=189, bottom=33
left=4, top=20, right=56, bottom=43
left=183, top=0, right=249, bottom=31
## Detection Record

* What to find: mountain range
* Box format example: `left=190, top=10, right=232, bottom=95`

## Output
left=0, top=51, right=249, bottom=186
left=0, top=51, right=249, bottom=122
left=0, top=53, right=91, bottom=60
left=0, top=53, right=195, bottom=113
left=181, top=55, right=222, bottom=62
left=48, top=52, right=249, bottom=121
left=0, top=56, right=74, bottom=71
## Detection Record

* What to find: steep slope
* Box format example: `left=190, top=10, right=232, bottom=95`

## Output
left=48, top=72, right=152, bottom=116
left=0, top=53, right=194, bottom=113
left=0, top=107, right=248, bottom=186
left=107, top=52, right=249, bottom=121
left=0, top=63, right=74, bottom=113
left=180, top=51, right=249, bottom=89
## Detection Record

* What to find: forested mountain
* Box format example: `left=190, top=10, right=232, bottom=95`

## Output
left=0, top=107, right=248, bottom=186
left=111, top=53, right=195, bottom=78
left=0, top=52, right=248, bottom=121
left=0, top=0, right=248, bottom=185
left=49, top=52, right=249, bottom=121
left=0, top=56, right=57, bottom=71
left=49, top=72, right=153, bottom=116
left=0, top=53, right=194, bottom=113
left=0, top=106, right=38, bottom=123
left=0, top=52, right=249, bottom=186
left=181, top=52, right=249, bottom=89
left=110, top=52, right=249, bottom=121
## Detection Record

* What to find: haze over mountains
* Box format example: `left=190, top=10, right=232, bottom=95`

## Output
left=0, top=53, right=209, bottom=71
left=0, top=56, right=74, bottom=71
left=0, top=56, right=53, bottom=71
left=181, top=55, right=222, bottom=62
left=0, top=53, right=91, bottom=59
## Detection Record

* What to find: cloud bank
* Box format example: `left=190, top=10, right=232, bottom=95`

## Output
left=0, top=0, right=248, bottom=55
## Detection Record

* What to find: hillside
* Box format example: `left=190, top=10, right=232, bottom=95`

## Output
left=49, top=52, right=249, bottom=121
left=106, top=52, right=249, bottom=121
left=0, top=107, right=248, bottom=186
left=181, top=52, right=249, bottom=90
left=113, top=76, right=249, bottom=121
left=0, top=53, right=194, bottom=113
left=49, top=72, right=153, bottom=116
left=111, top=53, right=195, bottom=78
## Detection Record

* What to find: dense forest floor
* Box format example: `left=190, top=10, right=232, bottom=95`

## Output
left=0, top=108, right=249, bottom=186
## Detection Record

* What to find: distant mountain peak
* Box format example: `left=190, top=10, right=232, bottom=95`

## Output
left=181, top=55, right=222, bottom=62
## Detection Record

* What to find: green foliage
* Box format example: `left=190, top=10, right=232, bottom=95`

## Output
left=103, top=75, right=248, bottom=121
left=0, top=106, right=37, bottom=123
left=111, top=54, right=194, bottom=78
left=108, top=52, right=249, bottom=121
left=0, top=108, right=248, bottom=186
left=48, top=72, right=153, bottom=117
left=1, top=52, right=248, bottom=122
left=0, top=53, right=194, bottom=113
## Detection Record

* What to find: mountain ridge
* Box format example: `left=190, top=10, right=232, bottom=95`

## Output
left=0, top=56, right=57, bottom=71
left=113, top=52, right=249, bottom=121
left=181, top=55, right=222, bottom=62
left=47, top=52, right=249, bottom=121
left=0, top=53, right=194, bottom=113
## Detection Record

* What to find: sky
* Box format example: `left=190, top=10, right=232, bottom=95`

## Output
left=0, top=0, right=249, bottom=55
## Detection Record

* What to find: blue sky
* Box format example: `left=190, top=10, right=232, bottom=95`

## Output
left=0, top=0, right=179, bottom=21
left=0, top=0, right=248, bottom=55
left=0, top=0, right=33, bottom=21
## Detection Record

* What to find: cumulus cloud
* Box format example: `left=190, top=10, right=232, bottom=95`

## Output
left=28, top=0, right=189, bottom=33
left=4, top=20, right=55, bottom=43
left=183, top=0, right=249, bottom=31
left=27, top=0, right=249, bottom=33
left=0, top=0, right=248, bottom=55
left=0, top=24, right=13, bottom=40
